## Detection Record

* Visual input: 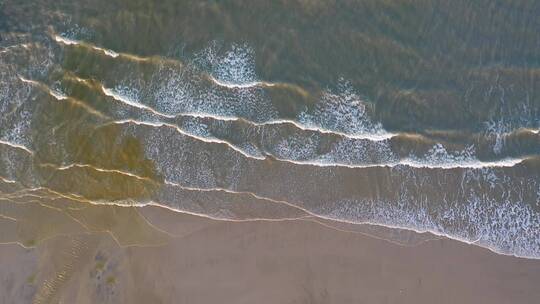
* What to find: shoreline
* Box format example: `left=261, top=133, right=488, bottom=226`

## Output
left=2, top=207, right=539, bottom=303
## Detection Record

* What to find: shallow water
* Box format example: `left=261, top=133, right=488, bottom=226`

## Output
left=1, top=0, right=539, bottom=260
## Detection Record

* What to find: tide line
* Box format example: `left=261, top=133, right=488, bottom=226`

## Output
left=161, top=180, right=540, bottom=260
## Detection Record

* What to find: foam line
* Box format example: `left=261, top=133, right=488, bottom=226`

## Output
left=267, top=154, right=526, bottom=169
left=102, top=84, right=394, bottom=142
left=107, top=116, right=527, bottom=169
left=52, top=34, right=184, bottom=65
left=39, top=163, right=158, bottom=183
left=0, top=176, right=17, bottom=184
left=51, top=35, right=537, bottom=141
left=53, top=35, right=119, bottom=58
left=101, top=86, right=175, bottom=118
left=161, top=180, right=540, bottom=259
left=260, top=119, right=396, bottom=141
left=0, top=43, right=31, bottom=54
left=18, top=76, right=109, bottom=119
left=108, top=119, right=266, bottom=160
left=87, top=200, right=312, bottom=223
left=53, top=40, right=394, bottom=142
left=19, top=75, right=68, bottom=101
left=0, top=139, right=34, bottom=155
left=209, top=75, right=276, bottom=89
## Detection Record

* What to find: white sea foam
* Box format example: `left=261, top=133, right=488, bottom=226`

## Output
left=209, top=76, right=275, bottom=89
left=159, top=156, right=539, bottom=258
left=52, top=35, right=539, bottom=146
left=267, top=153, right=525, bottom=169
left=320, top=197, right=540, bottom=259
left=65, top=40, right=395, bottom=142
left=49, top=89, right=68, bottom=101
left=18, top=76, right=68, bottom=101
left=54, top=34, right=119, bottom=58
left=102, top=85, right=174, bottom=118
left=0, top=42, right=57, bottom=154
left=0, top=176, right=17, bottom=184
left=400, top=143, right=524, bottom=169
left=0, top=43, right=31, bottom=54
left=198, top=42, right=259, bottom=87
left=111, top=119, right=266, bottom=160
left=0, top=140, right=34, bottom=155
left=32, top=33, right=539, bottom=257
left=108, top=113, right=525, bottom=169
left=298, top=79, right=392, bottom=140
left=96, top=76, right=524, bottom=170
left=17, top=76, right=40, bottom=85
left=262, top=119, right=395, bottom=141
left=284, top=168, right=540, bottom=258
left=53, top=35, right=79, bottom=46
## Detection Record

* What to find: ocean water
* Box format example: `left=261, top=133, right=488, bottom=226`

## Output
left=0, top=0, right=539, bottom=258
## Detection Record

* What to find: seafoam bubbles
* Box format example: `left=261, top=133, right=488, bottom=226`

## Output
left=150, top=42, right=279, bottom=122
left=298, top=79, right=391, bottom=140
left=103, top=85, right=146, bottom=118
left=55, top=25, right=95, bottom=52
left=447, top=193, right=540, bottom=258
left=149, top=64, right=195, bottom=114
left=57, top=25, right=94, bottom=42
left=263, top=127, right=398, bottom=167
left=314, top=137, right=397, bottom=166
left=271, top=131, right=323, bottom=162
left=194, top=41, right=258, bottom=86
left=192, top=41, right=276, bottom=122
left=536, top=184, right=540, bottom=208
left=312, top=174, right=540, bottom=258
left=0, top=109, right=32, bottom=150
left=0, top=67, right=30, bottom=117
left=484, top=118, right=513, bottom=155
left=404, top=144, right=477, bottom=168
left=210, top=44, right=258, bottom=87
left=0, top=45, right=50, bottom=149
left=483, top=93, right=540, bottom=155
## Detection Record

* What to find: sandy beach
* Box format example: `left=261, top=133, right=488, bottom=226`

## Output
left=2, top=206, right=539, bottom=304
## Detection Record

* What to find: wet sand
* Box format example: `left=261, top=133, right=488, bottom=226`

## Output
left=2, top=208, right=539, bottom=304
